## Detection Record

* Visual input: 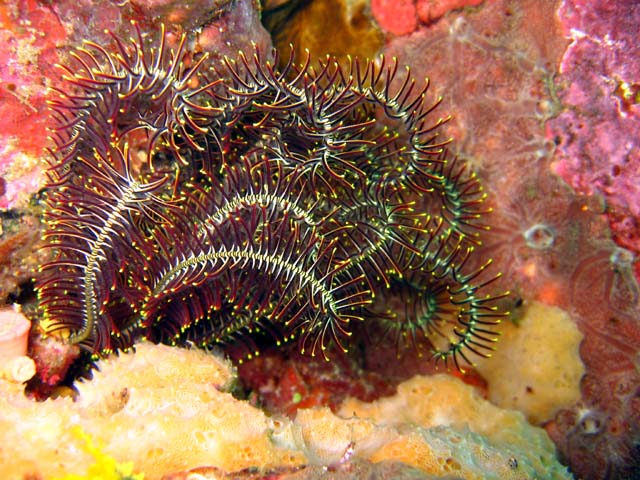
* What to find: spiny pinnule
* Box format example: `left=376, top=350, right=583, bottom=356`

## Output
left=37, top=23, right=508, bottom=371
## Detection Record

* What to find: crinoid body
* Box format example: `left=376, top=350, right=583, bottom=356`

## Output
left=37, top=23, right=508, bottom=371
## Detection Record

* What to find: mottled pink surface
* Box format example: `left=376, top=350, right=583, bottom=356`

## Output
left=416, top=0, right=484, bottom=24
left=380, top=0, right=639, bottom=477
left=541, top=4, right=640, bottom=472
left=548, top=0, right=640, bottom=280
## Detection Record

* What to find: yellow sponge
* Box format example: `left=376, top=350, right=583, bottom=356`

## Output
left=474, top=300, right=584, bottom=423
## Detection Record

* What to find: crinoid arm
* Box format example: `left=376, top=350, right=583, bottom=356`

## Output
left=37, top=22, right=219, bottom=354
left=136, top=157, right=373, bottom=360
left=37, top=24, right=508, bottom=370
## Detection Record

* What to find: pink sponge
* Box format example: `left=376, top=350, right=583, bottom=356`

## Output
left=0, top=308, right=31, bottom=358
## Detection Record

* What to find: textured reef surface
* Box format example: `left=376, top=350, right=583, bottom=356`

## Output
left=548, top=0, right=640, bottom=271
left=0, top=342, right=573, bottom=479
left=0, top=0, right=638, bottom=479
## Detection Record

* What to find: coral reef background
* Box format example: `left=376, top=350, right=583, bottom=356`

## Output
left=0, top=0, right=638, bottom=479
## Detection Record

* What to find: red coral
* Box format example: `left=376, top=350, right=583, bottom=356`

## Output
left=0, top=1, right=64, bottom=155
left=370, top=0, right=417, bottom=36
left=237, top=347, right=395, bottom=417
left=27, top=334, right=80, bottom=399
left=0, top=1, right=65, bottom=211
